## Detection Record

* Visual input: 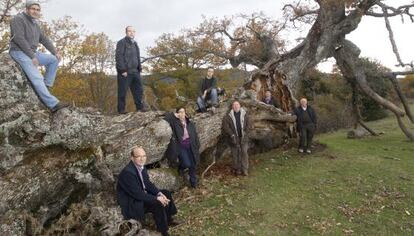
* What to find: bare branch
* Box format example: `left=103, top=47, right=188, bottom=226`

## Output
left=282, top=3, right=319, bottom=24
left=141, top=51, right=193, bottom=64
left=367, top=2, right=414, bottom=22
left=380, top=4, right=414, bottom=68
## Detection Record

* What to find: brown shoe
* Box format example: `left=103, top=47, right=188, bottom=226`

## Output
left=51, top=102, right=69, bottom=113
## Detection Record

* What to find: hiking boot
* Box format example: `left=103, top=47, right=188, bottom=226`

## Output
left=138, top=107, right=149, bottom=112
left=51, top=102, right=69, bottom=113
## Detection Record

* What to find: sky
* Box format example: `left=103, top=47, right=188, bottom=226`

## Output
left=40, top=0, right=414, bottom=73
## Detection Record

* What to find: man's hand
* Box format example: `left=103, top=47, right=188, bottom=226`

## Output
left=157, top=195, right=170, bottom=207
left=32, top=57, right=40, bottom=67
left=122, top=72, right=128, bottom=77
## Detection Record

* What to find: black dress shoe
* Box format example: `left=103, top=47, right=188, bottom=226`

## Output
left=168, top=218, right=183, bottom=227
left=51, top=102, right=69, bottom=113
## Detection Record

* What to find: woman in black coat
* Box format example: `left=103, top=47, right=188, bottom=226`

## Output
left=164, top=107, right=201, bottom=188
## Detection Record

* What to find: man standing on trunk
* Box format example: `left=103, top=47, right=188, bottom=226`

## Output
left=294, top=98, right=317, bottom=154
left=222, top=100, right=251, bottom=176
left=9, top=0, right=67, bottom=113
left=115, top=26, right=146, bottom=114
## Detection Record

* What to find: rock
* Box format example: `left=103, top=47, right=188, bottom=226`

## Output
left=148, top=168, right=181, bottom=192
left=0, top=52, right=297, bottom=234
left=347, top=126, right=370, bottom=139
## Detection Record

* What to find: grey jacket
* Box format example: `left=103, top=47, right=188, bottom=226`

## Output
left=9, top=12, right=57, bottom=59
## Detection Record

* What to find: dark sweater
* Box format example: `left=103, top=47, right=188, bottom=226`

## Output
left=199, top=77, right=217, bottom=95
left=234, top=111, right=243, bottom=137
left=301, top=108, right=313, bottom=124
left=10, top=12, right=57, bottom=59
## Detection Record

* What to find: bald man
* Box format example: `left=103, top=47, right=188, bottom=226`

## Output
left=116, top=147, right=179, bottom=236
left=293, top=98, right=317, bottom=154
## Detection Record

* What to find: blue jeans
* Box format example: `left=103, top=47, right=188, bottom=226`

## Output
left=178, top=146, right=197, bottom=187
left=9, top=50, right=59, bottom=109
left=197, top=88, right=218, bottom=110
left=117, top=72, right=143, bottom=113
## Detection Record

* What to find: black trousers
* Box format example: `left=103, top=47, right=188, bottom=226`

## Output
left=144, top=189, right=177, bottom=234
left=117, top=72, right=143, bottom=113
left=299, top=123, right=315, bottom=150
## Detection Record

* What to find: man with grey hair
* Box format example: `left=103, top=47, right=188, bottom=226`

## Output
left=9, top=0, right=68, bottom=113
left=293, top=97, right=317, bottom=154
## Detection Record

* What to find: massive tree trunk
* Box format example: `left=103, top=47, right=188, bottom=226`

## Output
left=0, top=53, right=295, bottom=234
left=244, top=0, right=414, bottom=140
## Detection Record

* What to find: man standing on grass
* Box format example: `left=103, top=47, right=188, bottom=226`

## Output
left=222, top=100, right=251, bottom=176
left=9, top=0, right=68, bottom=113
left=294, top=97, right=317, bottom=154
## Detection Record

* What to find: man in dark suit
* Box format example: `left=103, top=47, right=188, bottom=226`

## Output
left=293, top=98, right=317, bottom=154
left=117, top=146, right=179, bottom=236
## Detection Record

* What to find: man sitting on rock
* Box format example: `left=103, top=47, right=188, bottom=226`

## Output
left=9, top=0, right=68, bottom=113
left=196, top=67, right=225, bottom=112
left=117, top=146, right=180, bottom=236
left=262, top=90, right=281, bottom=108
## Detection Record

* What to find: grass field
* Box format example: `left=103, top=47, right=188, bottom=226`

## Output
left=170, top=103, right=414, bottom=236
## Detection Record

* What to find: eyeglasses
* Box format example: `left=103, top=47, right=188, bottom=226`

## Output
left=29, top=8, right=41, bottom=12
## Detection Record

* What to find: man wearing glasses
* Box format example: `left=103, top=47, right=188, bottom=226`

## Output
left=9, top=0, right=68, bottom=113
left=117, top=146, right=180, bottom=236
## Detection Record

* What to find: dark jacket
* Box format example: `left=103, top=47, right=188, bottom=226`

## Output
left=164, top=112, right=201, bottom=165
left=117, top=161, right=160, bottom=220
left=262, top=97, right=281, bottom=108
left=293, top=105, right=317, bottom=130
left=115, top=37, right=142, bottom=74
left=222, top=108, right=251, bottom=146
left=10, top=12, right=57, bottom=59
left=199, top=77, right=217, bottom=96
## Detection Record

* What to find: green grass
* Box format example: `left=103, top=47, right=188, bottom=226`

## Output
left=171, top=106, right=414, bottom=236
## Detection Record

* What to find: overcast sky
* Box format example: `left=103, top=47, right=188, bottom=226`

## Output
left=41, top=0, right=414, bottom=72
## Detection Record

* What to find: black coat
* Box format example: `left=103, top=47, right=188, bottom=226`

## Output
left=293, top=105, right=317, bottom=130
left=164, top=112, right=201, bottom=165
left=115, top=37, right=142, bottom=74
left=116, top=161, right=160, bottom=220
